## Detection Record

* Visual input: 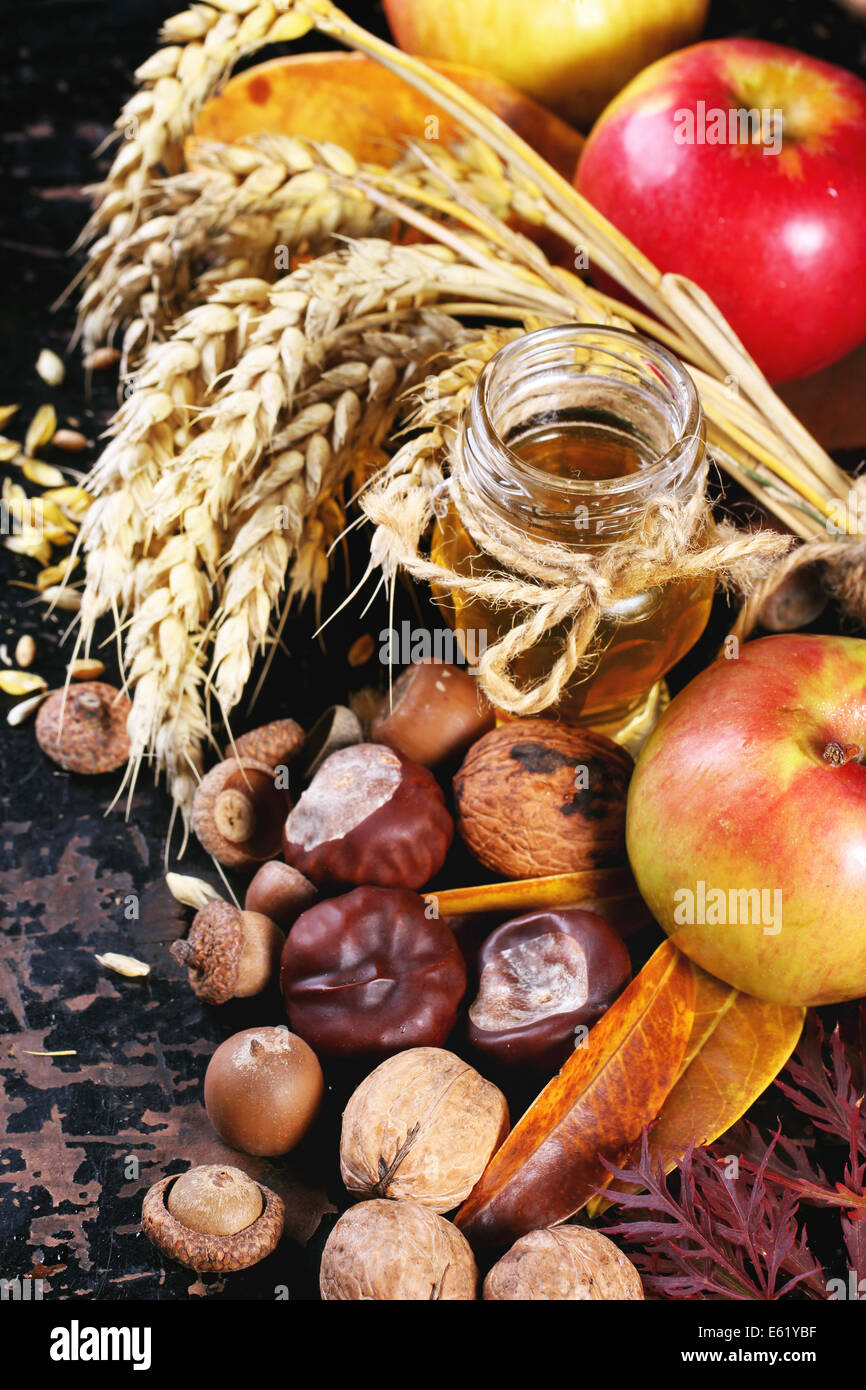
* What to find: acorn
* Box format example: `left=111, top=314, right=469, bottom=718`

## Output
left=35, top=682, right=132, bottom=774
left=244, top=861, right=318, bottom=931
left=191, top=757, right=290, bottom=868
left=224, top=718, right=305, bottom=772
left=141, top=1166, right=284, bottom=1273
left=169, top=900, right=284, bottom=1004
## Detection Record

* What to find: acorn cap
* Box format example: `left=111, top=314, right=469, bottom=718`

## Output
left=225, top=718, right=305, bottom=770
left=35, top=682, right=132, bottom=774
left=141, top=1173, right=285, bottom=1273
left=169, top=900, right=244, bottom=1005
left=191, top=756, right=289, bottom=868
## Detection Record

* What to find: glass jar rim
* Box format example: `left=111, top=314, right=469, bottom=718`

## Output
left=468, top=324, right=704, bottom=505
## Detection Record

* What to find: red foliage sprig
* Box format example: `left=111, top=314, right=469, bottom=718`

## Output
left=601, top=1008, right=866, bottom=1300
left=601, top=1131, right=824, bottom=1300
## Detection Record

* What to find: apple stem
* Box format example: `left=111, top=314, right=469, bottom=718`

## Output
left=822, top=741, right=863, bottom=766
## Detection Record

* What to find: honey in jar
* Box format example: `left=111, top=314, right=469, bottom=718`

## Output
left=430, top=326, right=715, bottom=747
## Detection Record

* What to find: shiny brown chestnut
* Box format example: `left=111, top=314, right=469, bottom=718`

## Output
left=282, top=743, right=453, bottom=890
left=468, top=908, right=632, bottom=1068
left=280, top=886, right=467, bottom=1059
left=370, top=660, right=495, bottom=768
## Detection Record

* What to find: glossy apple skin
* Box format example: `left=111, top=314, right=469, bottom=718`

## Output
left=384, top=0, right=708, bottom=131
left=576, top=39, right=866, bottom=382
left=627, top=634, right=866, bottom=1005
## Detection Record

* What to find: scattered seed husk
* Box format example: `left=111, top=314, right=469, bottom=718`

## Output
left=14, top=635, right=35, bottom=668
left=52, top=429, right=88, bottom=453
left=7, top=691, right=49, bottom=726
left=69, top=658, right=105, bottom=680
left=42, top=485, right=92, bottom=519
left=0, top=438, right=21, bottom=461
left=95, top=952, right=150, bottom=979
left=36, top=349, right=65, bottom=386
left=0, top=645, right=10, bottom=666
left=347, top=633, right=374, bottom=667
left=19, top=458, right=66, bottom=488
left=4, top=532, right=52, bottom=564
left=37, top=555, right=78, bottom=590
left=24, top=405, right=57, bottom=457
left=0, top=670, right=47, bottom=695
left=165, top=872, right=222, bottom=910
left=0, top=405, right=19, bottom=429
left=39, top=586, right=82, bottom=610
left=83, top=346, right=120, bottom=370
left=22, top=1049, right=76, bottom=1057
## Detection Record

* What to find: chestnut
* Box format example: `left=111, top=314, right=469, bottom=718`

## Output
left=244, top=860, right=318, bottom=931
left=280, top=886, right=467, bottom=1059
left=282, top=743, right=453, bottom=890
left=467, top=908, right=632, bottom=1068
left=204, top=1025, right=324, bottom=1156
left=370, top=660, right=494, bottom=767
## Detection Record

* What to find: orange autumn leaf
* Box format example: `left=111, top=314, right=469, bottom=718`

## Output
left=587, top=967, right=805, bottom=1217
left=454, top=940, right=695, bottom=1249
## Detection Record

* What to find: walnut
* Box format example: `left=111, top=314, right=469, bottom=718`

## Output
left=483, top=1226, right=644, bottom=1300
left=340, top=1047, right=509, bottom=1212
left=453, top=720, right=633, bottom=878
left=320, top=1199, right=478, bottom=1300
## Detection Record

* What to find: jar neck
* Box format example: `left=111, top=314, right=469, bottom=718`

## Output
left=460, top=325, right=705, bottom=546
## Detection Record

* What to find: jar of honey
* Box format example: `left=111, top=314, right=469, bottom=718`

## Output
left=430, top=325, right=715, bottom=748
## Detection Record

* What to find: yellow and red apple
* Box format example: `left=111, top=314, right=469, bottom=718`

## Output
left=627, top=634, right=866, bottom=1006
left=576, top=39, right=866, bottom=382
left=383, top=0, right=709, bottom=131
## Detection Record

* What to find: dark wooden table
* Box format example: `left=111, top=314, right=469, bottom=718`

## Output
left=1, top=0, right=865, bottom=1302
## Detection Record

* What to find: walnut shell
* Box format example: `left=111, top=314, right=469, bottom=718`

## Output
left=320, top=1199, right=478, bottom=1300
left=453, top=721, right=633, bottom=879
left=483, top=1226, right=644, bottom=1300
left=340, top=1047, right=509, bottom=1212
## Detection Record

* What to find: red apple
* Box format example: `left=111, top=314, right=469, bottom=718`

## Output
left=627, top=634, right=866, bottom=1005
left=383, top=0, right=709, bottom=132
left=576, top=39, right=866, bottom=382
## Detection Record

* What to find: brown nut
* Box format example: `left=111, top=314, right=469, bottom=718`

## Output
left=169, top=900, right=284, bottom=1004
left=320, top=1199, right=478, bottom=1300
left=35, top=682, right=132, bottom=774
left=467, top=907, right=632, bottom=1069
left=225, top=718, right=305, bottom=770
left=141, top=1168, right=284, bottom=1273
left=454, top=721, right=632, bottom=879
left=192, top=757, right=290, bottom=868
left=204, top=1025, right=323, bottom=1156
left=244, top=860, right=317, bottom=931
left=483, top=1226, right=644, bottom=1300
left=370, top=659, right=495, bottom=767
left=167, top=1164, right=262, bottom=1234
left=340, top=1047, right=509, bottom=1212
left=283, top=744, right=453, bottom=890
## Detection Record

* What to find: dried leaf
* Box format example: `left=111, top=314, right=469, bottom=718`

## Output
left=24, top=404, right=57, bottom=456
left=426, top=866, right=638, bottom=917
left=588, top=966, right=804, bottom=1216
left=0, top=670, right=48, bottom=695
left=165, top=872, right=221, bottom=910
left=95, top=952, right=150, bottom=978
left=454, top=940, right=695, bottom=1248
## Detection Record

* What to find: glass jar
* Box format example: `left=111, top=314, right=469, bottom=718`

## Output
left=430, top=325, right=715, bottom=748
